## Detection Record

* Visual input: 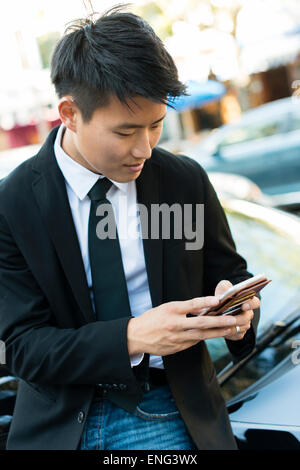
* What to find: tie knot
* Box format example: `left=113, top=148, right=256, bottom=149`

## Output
left=88, top=177, right=113, bottom=201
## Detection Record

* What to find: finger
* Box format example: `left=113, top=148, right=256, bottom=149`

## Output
left=172, top=296, right=220, bottom=315
left=241, top=296, right=260, bottom=312
left=225, top=331, right=246, bottom=340
left=215, top=280, right=233, bottom=297
left=182, top=325, right=237, bottom=342
left=182, top=313, right=237, bottom=330
left=225, top=322, right=251, bottom=340
left=234, top=310, right=254, bottom=326
left=225, top=332, right=245, bottom=341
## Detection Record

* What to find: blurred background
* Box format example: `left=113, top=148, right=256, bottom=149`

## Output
left=1, top=0, right=300, bottom=150
left=2, top=0, right=300, bottom=200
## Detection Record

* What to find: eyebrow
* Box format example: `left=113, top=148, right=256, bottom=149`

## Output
left=113, top=113, right=167, bottom=130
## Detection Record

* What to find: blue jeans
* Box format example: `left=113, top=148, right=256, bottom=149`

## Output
left=79, top=385, right=197, bottom=450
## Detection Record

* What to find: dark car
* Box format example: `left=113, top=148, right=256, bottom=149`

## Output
left=208, top=198, right=300, bottom=449
left=180, top=97, right=300, bottom=196
left=207, top=171, right=300, bottom=218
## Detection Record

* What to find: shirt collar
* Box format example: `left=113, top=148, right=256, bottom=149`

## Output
left=54, top=124, right=129, bottom=201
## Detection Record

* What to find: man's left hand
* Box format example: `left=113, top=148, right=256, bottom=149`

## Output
left=215, top=280, right=260, bottom=341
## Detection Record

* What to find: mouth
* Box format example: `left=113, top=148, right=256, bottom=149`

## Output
left=124, top=162, right=145, bottom=172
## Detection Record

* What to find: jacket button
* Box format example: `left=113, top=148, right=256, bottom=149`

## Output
left=77, top=411, right=85, bottom=424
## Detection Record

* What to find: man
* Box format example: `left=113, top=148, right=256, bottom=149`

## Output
left=0, top=7, right=260, bottom=450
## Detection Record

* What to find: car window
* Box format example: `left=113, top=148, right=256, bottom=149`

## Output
left=218, top=119, right=285, bottom=150
left=158, top=113, right=184, bottom=144
left=207, top=207, right=300, bottom=400
left=217, top=326, right=300, bottom=402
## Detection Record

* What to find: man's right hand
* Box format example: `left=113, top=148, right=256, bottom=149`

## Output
left=127, top=296, right=238, bottom=357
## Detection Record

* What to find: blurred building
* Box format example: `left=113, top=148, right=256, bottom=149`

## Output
left=2, top=0, right=300, bottom=150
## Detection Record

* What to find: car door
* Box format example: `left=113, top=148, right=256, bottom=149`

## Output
left=279, top=104, right=300, bottom=194
left=212, top=111, right=290, bottom=194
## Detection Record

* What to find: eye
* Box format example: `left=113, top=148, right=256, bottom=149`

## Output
left=151, top=122, right=163, bottom=130
left=115, top=132, right=134, bottom=137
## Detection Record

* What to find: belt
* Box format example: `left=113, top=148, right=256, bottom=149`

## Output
left=94, top=368, right=168, bottom=398
left=148, top=367, right=168, bottom=387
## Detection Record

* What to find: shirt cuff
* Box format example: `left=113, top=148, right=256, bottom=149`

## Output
left=130, top=353, right=144, bottom=367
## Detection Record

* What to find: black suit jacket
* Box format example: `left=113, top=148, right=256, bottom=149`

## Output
left=0, top=127, right=259, bottom=450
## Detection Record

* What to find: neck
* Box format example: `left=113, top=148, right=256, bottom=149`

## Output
left=61, top=127, right=100, bottom=174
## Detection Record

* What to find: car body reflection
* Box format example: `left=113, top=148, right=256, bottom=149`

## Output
left=207, top=198, right=300, bottom=449
left=182, top=97, right=300, bottom=196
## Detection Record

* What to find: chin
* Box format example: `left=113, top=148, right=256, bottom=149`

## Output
left=113, top=171, right=142, bottom=183
left=127, top=171, right=142, bottom=182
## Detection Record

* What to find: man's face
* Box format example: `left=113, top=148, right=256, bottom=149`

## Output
left=65, top=95, right=166, bottom=182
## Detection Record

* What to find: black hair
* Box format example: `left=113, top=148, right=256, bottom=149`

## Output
left=50, top=4, right=187, bottom=122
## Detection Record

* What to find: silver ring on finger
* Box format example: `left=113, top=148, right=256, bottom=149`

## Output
left=235, top=325, right=241, bottom=334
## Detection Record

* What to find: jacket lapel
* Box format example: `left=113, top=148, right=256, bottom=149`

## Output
left=31, top=128, right=95, bottom=323
left=136, top=157, right=163, bottom=308
left=31, top=127, right=163, bottom=319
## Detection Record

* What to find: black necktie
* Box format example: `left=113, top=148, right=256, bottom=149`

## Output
left=88, top=177, right=132, bottom=321
left=88, top=177, right=150, bottom=412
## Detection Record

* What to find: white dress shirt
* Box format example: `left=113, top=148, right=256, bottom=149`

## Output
left=54, top=124, right=163, bottom=369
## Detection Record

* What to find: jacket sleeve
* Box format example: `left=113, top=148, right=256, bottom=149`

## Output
left=0, top=213, right=139, bottom=389
left=199, top=167, right=260, bottom=359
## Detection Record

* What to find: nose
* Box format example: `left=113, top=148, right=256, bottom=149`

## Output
left=131, top=131, right=152, bottom=160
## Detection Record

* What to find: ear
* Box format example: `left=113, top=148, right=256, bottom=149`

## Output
left=58, top=97, right=79, bottom=132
